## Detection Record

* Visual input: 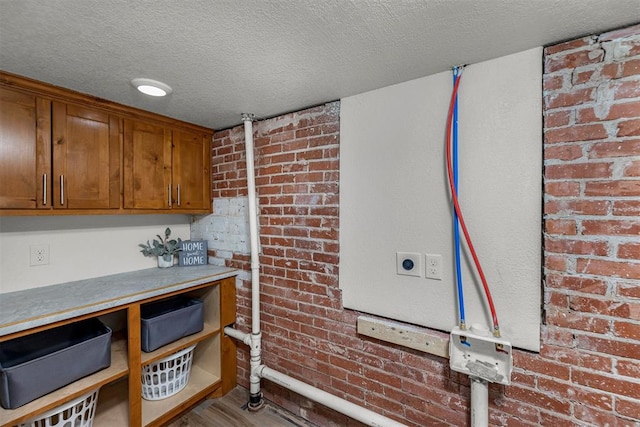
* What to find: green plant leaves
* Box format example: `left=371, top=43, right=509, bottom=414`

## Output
left=139, top=228, right=183, bottom=258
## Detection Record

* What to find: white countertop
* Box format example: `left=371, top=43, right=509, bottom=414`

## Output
left=0, top=265, right=238, bottom=337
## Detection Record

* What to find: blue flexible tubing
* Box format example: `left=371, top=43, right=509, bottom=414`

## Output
left=452, top=67, right=466, bottom=330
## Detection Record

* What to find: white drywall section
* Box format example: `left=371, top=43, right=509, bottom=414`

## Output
left=339, top=48, right=542, bottom=351
left=0, top=215, right=191, bottom=293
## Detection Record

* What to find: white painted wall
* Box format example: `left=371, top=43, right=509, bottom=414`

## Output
left=0, top=215, right=191, bottom=293
left=339, top=48, right=542, bottom=351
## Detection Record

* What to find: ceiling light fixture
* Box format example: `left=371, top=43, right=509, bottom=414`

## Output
left=130, top=78, right=172, bottom=97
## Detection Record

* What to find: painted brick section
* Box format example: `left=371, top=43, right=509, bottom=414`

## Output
left=543, top=24, right=640, bottom=427
left=191, top=197, right=250, bottom=267
left=209, top=24, right=640, bottom=427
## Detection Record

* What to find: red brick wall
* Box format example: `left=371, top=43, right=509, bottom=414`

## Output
left=212, top=24, right=640, bottom=427
left=541, top=24, right=640, bottom=426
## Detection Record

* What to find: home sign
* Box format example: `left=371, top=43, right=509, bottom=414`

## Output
left=179, top=240, right=208, bottom=266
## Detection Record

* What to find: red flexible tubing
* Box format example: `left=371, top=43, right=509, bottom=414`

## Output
left=445, top=74, right=500, bottom=336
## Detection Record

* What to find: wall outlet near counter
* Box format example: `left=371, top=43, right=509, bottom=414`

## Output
left=30, top=244, right=50, bottom=266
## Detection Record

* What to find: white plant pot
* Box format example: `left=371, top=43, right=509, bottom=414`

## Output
left=157, top=255, right=173, bottom=268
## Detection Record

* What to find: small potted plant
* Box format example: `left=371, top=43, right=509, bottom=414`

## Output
left=139, top=227, right=182, bottom=268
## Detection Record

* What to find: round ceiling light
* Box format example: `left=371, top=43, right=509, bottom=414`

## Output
left=130, top=78, right=172, bottom=97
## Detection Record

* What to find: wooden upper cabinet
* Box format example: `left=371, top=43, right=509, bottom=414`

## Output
left=0, top=71, right=213, bottom=215
left=172, top=129, right=211, bottom=211
left=123, top=121, right=212, bottom=212
left=123, top=119, right=172, bottom=209
left=52, top=102, right=121, bottom=209
left=0, top=87, right=51, bottom=209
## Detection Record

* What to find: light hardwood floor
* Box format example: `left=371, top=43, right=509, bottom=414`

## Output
left=167, top=387, right=315, bottom=427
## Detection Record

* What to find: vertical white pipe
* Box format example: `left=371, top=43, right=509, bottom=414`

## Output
left=243, top=114, right=260, bottom=335
left=242, top=113, right=263, bottom=406
left=471, top=377, right=489, bottom=427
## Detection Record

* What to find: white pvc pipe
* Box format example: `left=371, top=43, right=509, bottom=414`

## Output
left=471, top=377, right=488, bottom=427
left=243, top=114, right=261, bottom=335
left=222, top=328, right=408, bottom=427
left=258, top=366, right=406, bottom=427
left=224, top=326, right=251, bottom=346
left=242, top=114, right=263, bottom=404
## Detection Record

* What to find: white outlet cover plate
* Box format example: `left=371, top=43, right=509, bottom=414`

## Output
left=30, top=244, right=50, bottom=266
left=449, top=325, right=512, bottom=385
left=425, top=253, right=442, bottom=280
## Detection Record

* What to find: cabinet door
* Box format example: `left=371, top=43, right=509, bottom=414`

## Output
left=172, top=130, right=211, bottom=211
left=0, top=87, right=51, bottom=209
left=123, top=119, right=172, bottom=209
left=52, top=102, right=121, bottom=209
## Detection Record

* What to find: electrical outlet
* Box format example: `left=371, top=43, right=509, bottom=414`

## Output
left=425, top=254, right=442, bottom=280
left=30, top=244, right=50, bottom=266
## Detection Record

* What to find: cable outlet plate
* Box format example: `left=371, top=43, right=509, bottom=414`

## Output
left=449, top=326, right=512, bottom=385
left=30, top=244, right=50, bottom=266
left=396, top=252, right=422, bottom=277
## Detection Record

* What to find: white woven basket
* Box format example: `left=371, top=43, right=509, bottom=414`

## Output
left=141, top=344, right=196, bottom=400
left=19, top=389, right=99, bottom=427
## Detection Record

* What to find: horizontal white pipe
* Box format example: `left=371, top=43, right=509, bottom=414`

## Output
left=224, top=326, right=251, bottom=345
left=225, top=328, right=407, bottom=425
left=258, top=365, right=407, bottom=427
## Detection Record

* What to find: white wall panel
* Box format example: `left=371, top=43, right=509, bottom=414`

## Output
left=339, top=48, right=542, bottom=351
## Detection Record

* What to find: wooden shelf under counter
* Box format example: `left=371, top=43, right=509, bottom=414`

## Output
left=0, top=266, right=237, bottom=427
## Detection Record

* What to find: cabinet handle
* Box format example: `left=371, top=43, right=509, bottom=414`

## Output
left=60, top=175, right=65, bottom=205
left=43, top=174, right=47, bottom=205
left=177, top=184, right=181, bottom=207
left=168, top=185, right=172, bottom=208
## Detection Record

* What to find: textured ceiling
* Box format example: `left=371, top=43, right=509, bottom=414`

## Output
left=1, top=1, right=639, bottom=130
